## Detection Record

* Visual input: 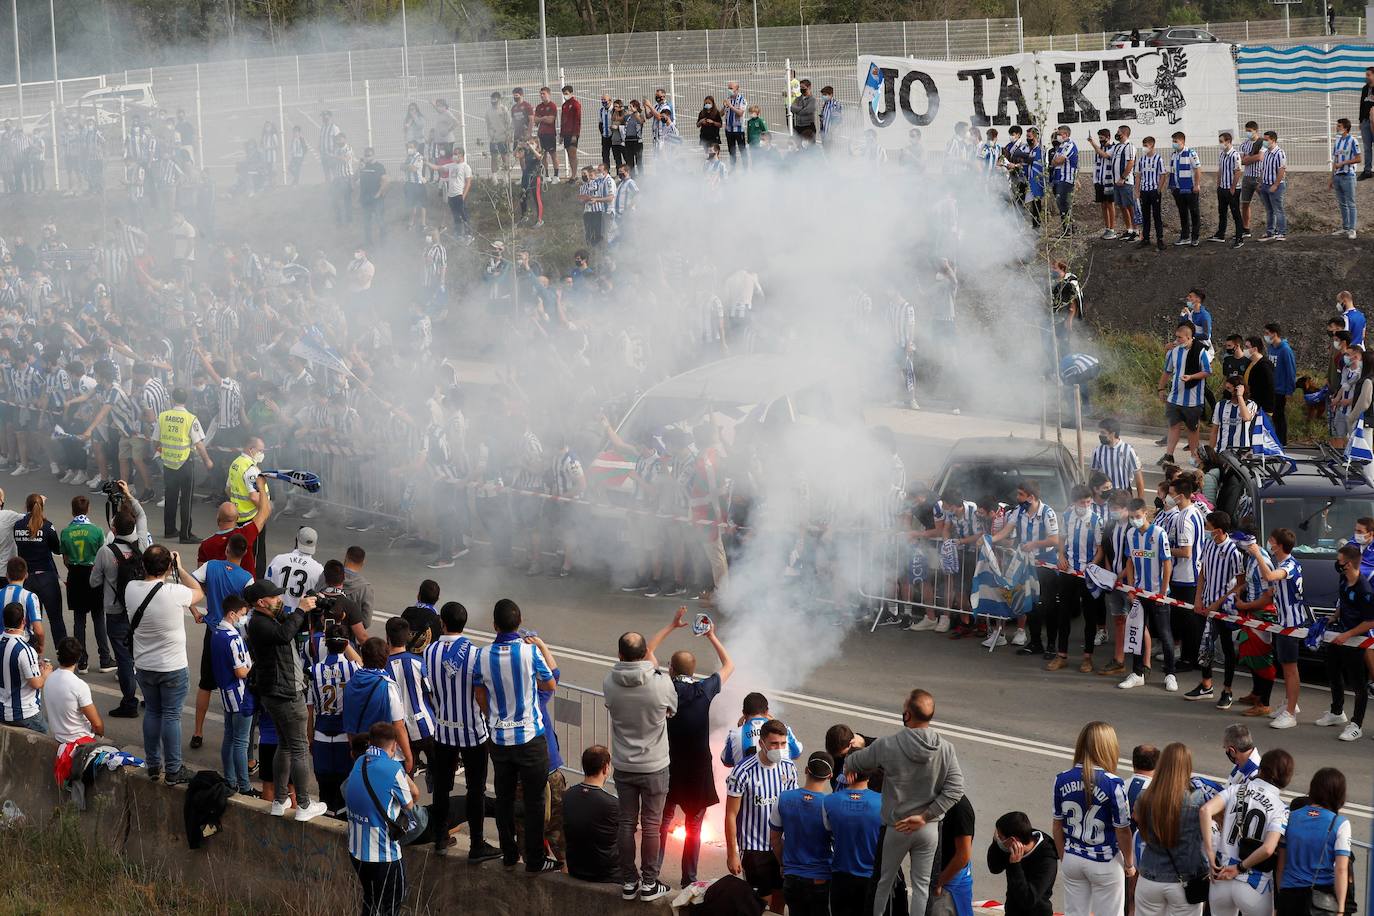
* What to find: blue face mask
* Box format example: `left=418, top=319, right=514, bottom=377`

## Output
left=1018, top=500, right=1031, bottom=512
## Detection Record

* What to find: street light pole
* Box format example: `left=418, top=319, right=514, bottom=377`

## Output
left=400, top=0, right=409, bottom=83
left=10, top=0, right=22, bottom=121
left=49, top=0, right=59, bottom=103
left=539, top=0, right=549, bottom=88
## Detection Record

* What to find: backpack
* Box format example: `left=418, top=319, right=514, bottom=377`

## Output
left=108, top=541, right=144, bottom=612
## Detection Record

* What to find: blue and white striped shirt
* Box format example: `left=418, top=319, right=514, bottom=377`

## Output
left=10, top=365, right=42, bottom=407
left=598, top=103, right=612, bottom=138
left=1062, top=507, right=1103, bottom=573
left=1164, top=344, right=1210, bottom=408
left=724, top=93, right=747, bottom=133
left=1271, top=555, right=1308, bottom=628
left=307, top=653, right=359, bottom=737
left=726, top=754, right=798, bottom=852
left=1169, top=147, right=1201, bottom=192
left=0, top=583, right=43, bottom=638
left=103, top=384, right=139, bottom=437
left=1217, top=148, right=1242, bottom=190
left=1125, top=523, right=1171, bottom=594
left=1333, top=133, right=1360, bottom=175
left=1113, top=140, right=1135, bottom=186
left=1241, top=136, right=1265, bottom=178
left=1167, top=504, right=1205, bottom=585
left=1006, top=502, right=1060, bottom=563
left=210, top=622, right=252, bottom=714
left=1136, top=152, right=1164, bottom=192
left=1093, top=143, right=1114, bottom=185
left=1213, top=399, right=1257, bottom=451
left=1091, top=440, right=1141, bottom=492
left=1052, top=138, right=1079, bottom=183
left=423, top=635, right=489, bottom=748
left=1244, top=548, right=1273, bottom=603
left=0, top=633, right=40, bottom=721
left=387, top=652, right=436, bottom=742
left=942, top=502, right=982, bottom=540
left=1199, top=536, right=1243, bottom=609
left=1261, top=145, right=1286, bottom=185
left=345, top=747, right=412, bottom=863
left=471, top=633, right=553, bottom=746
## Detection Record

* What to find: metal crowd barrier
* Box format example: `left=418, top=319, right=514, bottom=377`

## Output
left=548, top=681, right=612, bottom=778
left=856, top=531, right=1017, bottom=633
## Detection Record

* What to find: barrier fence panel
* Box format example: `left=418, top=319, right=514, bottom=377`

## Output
left=549, top=682, right=612, bottom=778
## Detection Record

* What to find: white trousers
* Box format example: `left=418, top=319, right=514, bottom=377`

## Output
left=1135, top=876, right=1204, bottom=916
left=1062, top=853, right=1127, bottom=916
left=1208, top=877, right=1271, bottom=916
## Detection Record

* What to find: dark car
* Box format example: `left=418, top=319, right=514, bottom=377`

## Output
left=1212, top=448, right=1374, bottom=611
left=931, top=435, right=1083, bottom=511
left=1145, top=26, right=1219, bottom=46
left=1109, top=28, right=1160, bottom=48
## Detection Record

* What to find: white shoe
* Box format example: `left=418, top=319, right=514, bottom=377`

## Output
left=1164, top=675, right=1179, bottom=692
left=270, top=800, right=290, bottom=817
left=1314, top=710, right=1349, bottom=727
left=911, top=617, right=938, bottom=632
left=1094, top=629, right=1108, bottom=646
left=981, top=632, right=1007, bottom=649
left=294, top=800, right=328, bottom=822
left=156, top=498, right=166, bottom=507
left=87, top=477, right=105, bottom=491
left=1011, top=629, right=1028, bottom=646
left=1348, top=229, right=1358, bottom=240
left=10, top=464, right=28, bottom=476
left=934, top=615, right=951, bottom=633
left=85, top=473, right=103, bottom=487
left=1118, top=673, right=1146, bottom=690
left=1101, top=229, right=1117, bottom=240
left=49, top=462, right=60, bottom=475
left=302, top=508, right=320, bottom=519
left=1338, top=722, right=1363, bottom=741
left=1331, top=227, right=1350, bottom=236
left=1269, top=703, right=1299, bottom=718
left=58, top=470, right=73, bottom=483
left=1269, top=711, right=1297, bottom=730
left=908, top=398, right=921, bottom=411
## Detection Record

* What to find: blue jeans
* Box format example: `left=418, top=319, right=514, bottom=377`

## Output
left=137, top=667, right=189, bottom=774
left=1260, top=181, right=1287, bottom=234
left=104, top=612, right=139, bottom=708
left=4, top=711, right=47, bottom=734
left=1053, top=180, right=1074, bottom=224
left=221, top=709, right=253, bottom=792
left=1113, top=183, right=1137, bottom=222
left=1334, top=172, right=1357, bottom=230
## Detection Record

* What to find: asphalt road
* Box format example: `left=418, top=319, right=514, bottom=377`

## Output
left=22, top=460, right=1372, bottom=901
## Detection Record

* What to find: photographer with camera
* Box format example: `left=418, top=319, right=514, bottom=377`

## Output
left=313, top=559, right=367, bottom=650
left=99, top=480, right=151, bottom=550
left=244, top=578, right=328, bottom=822
left=90, top=505, right=145, bottom=718
left=124, top=544, right=204, bottom=786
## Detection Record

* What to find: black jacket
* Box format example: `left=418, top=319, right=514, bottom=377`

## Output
left=246, top=606, right=308, bottom=700
left=987, top=831, right=1058, bottom=916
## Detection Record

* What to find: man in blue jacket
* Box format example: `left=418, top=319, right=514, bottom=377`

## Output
left=343, top=637, right=414, bottom=773
left=1264, top=322, right=1297, bottom=445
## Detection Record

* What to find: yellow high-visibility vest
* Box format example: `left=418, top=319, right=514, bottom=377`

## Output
left=227, top=453, right=258, bottom=523
left=157, top=408, right=196, bottom=470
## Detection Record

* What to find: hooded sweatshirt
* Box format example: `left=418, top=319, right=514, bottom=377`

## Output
left=602, top=660, right=678, bottom=773
left=342, top=666, right=400, bottom=735
left=843, top=725, right=964, bottom=826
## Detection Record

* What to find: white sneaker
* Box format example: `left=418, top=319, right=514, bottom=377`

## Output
left=294, top=800, right=328, bottom=822
left=302, top=507, right=320, bottom=519
left=1269, top=711, right=1297, bottom=730
left=10, top=464, right=28, bottom=476
left=1314, top=710, right=1349, bottom=727
left=1101, top=229, right=1117, bottom=240
left=1348, top=229, right=1358, bottom=240
left=1118, top=673, right=1146, bottom=690
left=934, top=615, right=951, bottom=633
left=911, top=617, right=939, bottom=632
left=270, top=800, right=290, bottom=817
left=1338, top=722, right=1363, bottom=741
left=1269, top=703, right=1299, bottom=718
left=156, top=498, right=166, bottom=507
left=1094, top=629, right=1108, bottom=647
left=85, top=474, right=103, bottom=488
left=1164, top=675, right=1179, bottom=692
left=48, top=462, right=60, bottom=475
left=1331, top=227, right=1350, bottom=236
left=1011, top=629, right=1028, bottom=646
left=981, top=632, right=1007, bottom=649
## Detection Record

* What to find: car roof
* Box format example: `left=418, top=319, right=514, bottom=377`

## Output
left=942, top=436, right=1072, bottom=465
left=1232, top=452, right=1374, bottom=497
left=636, top=354, right=829, bottom=405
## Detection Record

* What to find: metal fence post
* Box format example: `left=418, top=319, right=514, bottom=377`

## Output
left=195, top=89, right=204, bottom=167
left=452, top=45, right=458, bottom=85
left=606, top=32, right=611, bottom=76
left=277, top=86, right=288, bottom=184
left=656, top=31, right=661, bottom=71
left=945, top=19, right=951, bottom=58
left=669, top=62, right=676, bottom=121
left=505, top=41, right=510, bottom=83
left=903, top=21, right=908, bottom=56
left=986, top=18, right=991, bottom=54
left=244, top=58, right=251, bottom=106
left=806, top=24, right=812, bottom=66
left=295, top=55, right=301, bottom=102
left=364, top=80, right=373, bottom=148
left=784, top=57, right=794, bottom=133
left=49, top=101, right=59, bottom=191
left=556, top=36, right=561, bottom=73
left=855, top=21, right=860, bottom=58
left=349, top=51, right=355, bottom=97
left=1246, top=20, right=1250, bottom=41
left=706, top=29, right=711, bottom=70
left=458, top=74, right=468, bottom=155
left=195, top=62, right=201, bottom=97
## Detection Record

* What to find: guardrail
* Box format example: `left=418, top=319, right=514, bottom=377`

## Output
left=548, top=680, right=612, bottom=778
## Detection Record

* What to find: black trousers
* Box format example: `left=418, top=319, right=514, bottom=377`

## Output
left=1272, top=395, right=1289, bottom=445
left=600, top=135, right=612, bottom=168
left=784, top=875, right=832, bottom=916
left=725, top=131, right=746, bottom=165
left=1140, top=189, right=1164, bottom=241
left=350, top=857, right=405, bottom=916
left=1216, top=187, right=1242, bottom=239
left=831, top=871, right=870, bottom=916
left=1132, top=598, right=1177, bottom=676
left=1027, top=568, right=1060, bottom=649
left=582, top=210, right=605, bottom=245
left=1327, top=643, right=1371, bottom=726
left=1172, top=189, right=1201, bottom=240
left=163, top=461, right=196, bottom=538
left=431, top=741, right=491, bottom=850
left=1169, top=583, right=1201, bottom=666
left=1201, top=622, right=1238, bottom=688
left=491, top=735, right=548, bottom=868
left=1059, top=578, right=1105, bottom=655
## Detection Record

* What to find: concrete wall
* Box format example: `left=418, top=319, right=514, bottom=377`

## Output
left=0, top=726, right=670, bottom=915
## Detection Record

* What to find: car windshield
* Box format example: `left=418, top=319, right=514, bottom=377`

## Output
left=1258, top=494, right=1374, bottom=555
left=941, top=462, right=1068, bottom=509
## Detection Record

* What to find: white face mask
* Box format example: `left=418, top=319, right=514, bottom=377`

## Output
left=765, top=747, right=785, bottom=764
left=1073, top=504, right=1091, bottom=518
left=1131, top=517, right=1148, bottom=530
left=1357, top=532, right=1372, bottom=547
left=1164, top=495, right=1177, bottom=509
left=251, top=450, right=266, bottom=464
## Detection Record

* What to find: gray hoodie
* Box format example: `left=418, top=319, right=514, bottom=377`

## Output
left=602, top=661, right=678, bottom=774
left=843, top=725, right=964, bottom=826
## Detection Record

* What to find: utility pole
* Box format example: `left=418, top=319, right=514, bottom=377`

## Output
left=11, top=0, right=24, bottom=121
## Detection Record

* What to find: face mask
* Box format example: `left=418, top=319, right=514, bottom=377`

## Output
left=1334, top=340, right=1343, bottom=351
left=1131, top=517, right=1147, bottom=530
left=1357, top=533, right=1372, bottom=547
left=1249, top=131, right=1259, bottom=139
left=995, top=837, right=1010, bottom=852
left=765, top=747, right=785, bottom=764
left=252, top=450, right=266, bottom=464
left=1344, top=355, right=1353, bottom=367
left=1164, top=496, right=1177, bottom=509
left=1073, top=505, right=1091, bottom=518
left=1335, top=561, right=1347, bottom=574
left=1263, top=139, right=1272, bottom=149
left=1172, top=141, right=1182, bottom=151
left=1098, top=434, right=1111, bottom=445
left=1018, top=500, right=1031, bottom=512
left=353, top=252, right=363, bottom=260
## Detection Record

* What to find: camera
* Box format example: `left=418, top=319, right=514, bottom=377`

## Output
left=305, top=590, right=340, bottom=632
left=100, top=480, right=121, bottom=497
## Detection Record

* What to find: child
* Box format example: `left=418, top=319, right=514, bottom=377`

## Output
left=210, top=595, right=256, bottom=795
left=745, top=105, right=768, bottom=147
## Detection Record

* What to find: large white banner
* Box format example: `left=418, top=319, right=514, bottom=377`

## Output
left=858, top=45, right=1238, bottom=150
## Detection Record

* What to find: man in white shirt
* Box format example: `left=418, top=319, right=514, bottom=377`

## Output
left=0, top=487, right=22, bottom=563
left=45, top=637, right=103, bottom=743
left=267, top=526, right=324, bottom=614
left=429, top=148, right=474, bottom=241
left=124, top=544, right=204, bottom=785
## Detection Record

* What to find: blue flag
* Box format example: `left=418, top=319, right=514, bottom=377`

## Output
left=1251, top=408, right=1288, bottom=458
left=971, top=536, right=1037, bottom=621
left=862, top=62, right=884, bottom=114
left=1348, top=418, right=1373, bottom=463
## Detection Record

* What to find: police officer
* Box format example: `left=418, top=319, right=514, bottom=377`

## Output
left=156, top=387, right=213, bottom=544
left=226, top=436, right=268, bottom=572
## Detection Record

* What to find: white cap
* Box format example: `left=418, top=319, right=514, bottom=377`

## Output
left=296, top=526, right=318, bottom=555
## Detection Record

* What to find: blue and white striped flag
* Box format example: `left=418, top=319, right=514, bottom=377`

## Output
left=1251, top=408, right=1288, bottom=458
left=861, top=62, right=884, bottom=114
left=1236, top=45, right=1374, bottom=93
left=970, top=536, right=1036, bottom=620
left=1348, top=418, right=1374, bottom=463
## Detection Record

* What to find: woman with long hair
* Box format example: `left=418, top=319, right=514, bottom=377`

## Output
left=1199, top=748, right=1294, bottom=916
left=1053, top=721, right=1135, bottom=916
left=1276, top=768, right=1351, bottom=916
left=12, top=493, right=63, bottom=648
left=697, top=96, right=722, bottom=150
left=403, top=102, right=427, bottom=146
left=1135, top=743, right=1208, bottom=916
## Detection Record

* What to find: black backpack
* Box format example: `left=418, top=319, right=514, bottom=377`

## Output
left=108, top=541, right=144, bottom=612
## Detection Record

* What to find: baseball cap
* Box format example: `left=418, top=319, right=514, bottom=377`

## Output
left=243, top=580, right=285, bottom=603
left=296, top=526, right=319, bottom=555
